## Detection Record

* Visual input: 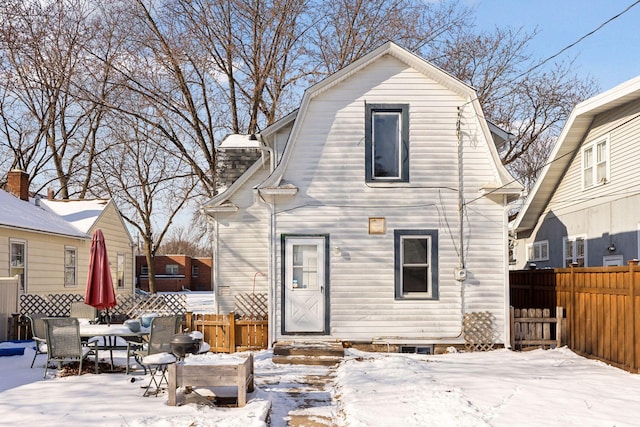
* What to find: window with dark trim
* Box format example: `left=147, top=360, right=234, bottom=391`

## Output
left=394, top=230, right=438, bottom=299
left=365, top=103, right=409, bottom=183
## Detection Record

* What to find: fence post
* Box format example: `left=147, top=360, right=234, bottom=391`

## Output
left=509, top=306, right=515, bottom=350
left=629, top=260, right=638, bottom=372
left=570, top=264, right=576, bottom=350
left=228, top=312, right=236, bottom=353
left=556, top=306, right=563, bottom=348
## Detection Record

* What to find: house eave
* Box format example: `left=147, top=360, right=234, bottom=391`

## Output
left=202, top=203, right=238, bottom=215
left=258, top=185, right=298, bottom=196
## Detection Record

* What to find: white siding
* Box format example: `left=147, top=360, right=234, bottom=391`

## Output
left=214, top=166, right=270, bottom=313
left=271, top=55, right=508, bottom=343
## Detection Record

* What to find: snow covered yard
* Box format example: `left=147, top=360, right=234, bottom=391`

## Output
left=1, top=340, right=639, bottom=426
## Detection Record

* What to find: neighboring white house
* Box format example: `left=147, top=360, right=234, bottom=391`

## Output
left=0, top=169, right=135, bottom=295
left=513, top=76, right=640, bottom=269
left=203, top=42, right=522, bottom=350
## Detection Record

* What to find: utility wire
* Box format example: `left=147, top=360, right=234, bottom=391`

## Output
left=461, top=2, right=640, bottom=204
left=511, top=0, right=640, bottom=83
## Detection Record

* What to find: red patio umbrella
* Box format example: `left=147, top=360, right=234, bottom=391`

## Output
left=85, top=229, right=117, bottom=324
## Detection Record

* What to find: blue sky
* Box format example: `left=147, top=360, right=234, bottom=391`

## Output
left=472, top=0, right=640, bottom=91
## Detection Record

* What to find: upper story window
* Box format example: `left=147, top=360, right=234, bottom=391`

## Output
left=394, top=230, right=438, bottom=300
left=365, top=104, right=409, bottom=183
left=192, top=265, right=199, bottom=278
left=564, top=235, right=586, bottom=267
left=64, top=246, right=77, bottom=287
left=527, top=240, right=549, bottom=262
left=166, top=264, right=179, bottom=275
left=583, top=136, right=609, bottom=188
left=141, top=265, right=149, bottom=275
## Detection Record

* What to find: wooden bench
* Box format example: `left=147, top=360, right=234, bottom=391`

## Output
left=167, top=353, right=254, bottom=406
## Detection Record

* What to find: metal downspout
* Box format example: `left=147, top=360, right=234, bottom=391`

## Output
left=204, top=213, right=219, bottom=315
left=256, top=190, right=275, bottom=348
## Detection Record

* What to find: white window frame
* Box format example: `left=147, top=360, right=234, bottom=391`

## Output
left=116, top=253, right=125, bottom=289
left=394, top=230, right=439, bottom=300
left=192, top=265, right=199, bottom=278
left=9, top=239, right=27, bottom=292
left=563, top=235, right=587, bottom=267
left=527, top=240, right=549, bottom=262
left=64, top=246, right=77, bottom=287
left=582, top=135, right=610, bottom=189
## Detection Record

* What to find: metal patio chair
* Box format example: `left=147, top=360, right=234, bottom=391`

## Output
left=126, top=315, right=182, bottom=374
left=26, top=313, right=47, bottom=368
left=127, top=315, right=181, bottom=396
left=69, top=302, right=99, bottom=323
left=42, top=317, right=99, bottom=378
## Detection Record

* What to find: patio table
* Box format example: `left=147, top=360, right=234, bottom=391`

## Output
left=79, top=324, right=150, bottom=372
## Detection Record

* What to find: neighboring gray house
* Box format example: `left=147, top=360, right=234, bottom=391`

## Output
left=513, top=76, right=640, bottom=269
left=203, top=42, right=522, bottom=350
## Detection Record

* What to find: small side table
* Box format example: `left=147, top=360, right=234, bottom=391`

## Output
left=167, top=353, right=254, bottom=407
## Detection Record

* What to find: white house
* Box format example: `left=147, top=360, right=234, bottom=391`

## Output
left=513, top=76, right=640, bottom=269
left=203, top=42, right=522, bottom=351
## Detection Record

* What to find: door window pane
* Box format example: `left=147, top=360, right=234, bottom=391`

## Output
left=293, top=244, right=318, bottom=289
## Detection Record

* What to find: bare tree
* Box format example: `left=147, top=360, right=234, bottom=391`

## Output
left=310, top=0, right=472, bottom=74
left=92, top=113, right=198, bottom=293
left=428, top=26, right=597, bottom=189
left=157, top=226, right=212, bottom=257
left=0, top=0, right=109, bottom=198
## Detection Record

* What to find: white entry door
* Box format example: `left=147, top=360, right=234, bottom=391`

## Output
left=284, top=237, right=326, bottom=333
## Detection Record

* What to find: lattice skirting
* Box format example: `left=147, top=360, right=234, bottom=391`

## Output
left=463, top=311, right=497, bottom=352
left=19, top=293, right=186, bottom=318
left=234, top=293, right=267, bottom=319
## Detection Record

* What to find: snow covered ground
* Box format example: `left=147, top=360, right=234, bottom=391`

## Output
left=1, top=340, right=640, bottom=426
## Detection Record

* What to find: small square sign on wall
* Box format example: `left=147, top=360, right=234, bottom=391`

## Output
left=368, top=217, right=386, bottom=235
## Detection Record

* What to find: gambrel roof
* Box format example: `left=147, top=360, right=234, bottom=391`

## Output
left=258, top=42, right=520, bottom=196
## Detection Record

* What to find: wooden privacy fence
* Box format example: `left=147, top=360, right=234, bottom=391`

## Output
left=510, top=261, right=640, bottom=373
left=186, top=312, right=268, bottom=353
left=510, top=307, right=564, bottom=350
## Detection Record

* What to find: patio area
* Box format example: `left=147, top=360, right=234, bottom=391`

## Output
left=3, top=339, right=640, bottom=426
left=0, top=341, right=275, bottom=426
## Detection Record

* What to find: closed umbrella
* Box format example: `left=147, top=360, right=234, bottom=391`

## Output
left=85, top=229, right=117, bottom=325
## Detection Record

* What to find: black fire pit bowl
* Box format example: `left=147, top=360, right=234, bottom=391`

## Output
left=170, top=333, right=200, bottom=358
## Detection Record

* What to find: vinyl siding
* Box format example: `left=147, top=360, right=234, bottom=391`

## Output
left=518, top=99, right=640, bottom=268
left=271, top=55, right=507, bottom=342
left=0, top=201, right=133, bottom=295
left=0, top=228, right=89, bottom=294
left=89, top=203, right=135, bottom=295
left=214, top=165, right=271, bottom=313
